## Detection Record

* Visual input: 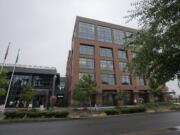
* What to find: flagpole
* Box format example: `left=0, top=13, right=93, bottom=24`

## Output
left=0, top=42, right=11, bottom=73
left=0, top=59, right=6, bottom=72
left=2, top=49, right=20, bottom=112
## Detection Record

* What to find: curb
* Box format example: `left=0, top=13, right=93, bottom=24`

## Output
left=0, top=111, right=177, bottom=124
left=0, top=115, right=107, bottom=124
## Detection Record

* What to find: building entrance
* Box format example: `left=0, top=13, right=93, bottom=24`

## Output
left=102, top=90, right=117, bottom=106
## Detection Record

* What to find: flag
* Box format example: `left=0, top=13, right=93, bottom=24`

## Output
left=15, top=49, right=20, bottom=64
left=4, top=42, right=10, bottom=60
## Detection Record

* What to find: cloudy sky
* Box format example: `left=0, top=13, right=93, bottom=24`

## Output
left=0, top=0, right=179, bottom=95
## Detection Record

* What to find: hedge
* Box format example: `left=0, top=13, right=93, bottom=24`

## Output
left=54, top=112, right=69, bottom=118
left=26, top=112, right=43, bottom=118
left=104, top=106, right=146, bottom=115
left=4, top=111, right=69, bottom=119
left=4, top=112, right=26, bottom=119
left=104, top=109, right=119, bottom=115
left=120, top=106, right=146, bottom=114
left=170, top=106, right=180, bottom=111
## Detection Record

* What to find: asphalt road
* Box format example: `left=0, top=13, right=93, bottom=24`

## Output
left=1, top=112, right=180, bottom=135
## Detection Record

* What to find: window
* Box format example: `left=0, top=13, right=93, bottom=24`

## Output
left=79, top=58, right=94, bottom=68
left=121, top=75, right=131, bottom=85
left=118, top=50, right=127, bottom=59
left=100, top=48, right=113, bottom=57
left=79, top=22, right=95, bottom=40
left=126, top=32, right=133, bottom=43
left=80, top=44, right=94, bottom=55
left=60, top=82, right=65, bottom=89
left=33, top=76, right=52, bottom=88
left=101, top=74, right=115, bottom=85
left=113, top=29, right=125, bottom=45
left=13, top=75, right=31, bottom=87
left=100, top=60, right=114, bottom=70
left=136, top=76, right=145, bottom=85
left=97, top=26, right=112, bottom=43
left=119, top=62, right=128, bottom=72
left=132, top=52, right=137, bottom=59
left=79, top=72, right=95, bottom=80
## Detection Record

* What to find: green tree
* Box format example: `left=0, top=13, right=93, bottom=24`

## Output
left=115, top=91, right=130, bottom=106
left=20, top=84, right=36, bottom=107
left=0, top=69, right=8, bottom=96
left=148, top=78, right=164, bottom=102
left=127, top=0, right=180, bottom=86
left=73, top=74, right=97, bottom=107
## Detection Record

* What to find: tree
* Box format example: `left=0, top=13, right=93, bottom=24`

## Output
left=0, top=69, right=8, bottom=96
left=115, top=91, right=130, bottom=106
left=20, top=84, right=36, bottom=107
left=73, top=74, right=97, bottom=107
left=148, top=78, right=164, bottom=102
left=127, top=0, right=180, bottom=86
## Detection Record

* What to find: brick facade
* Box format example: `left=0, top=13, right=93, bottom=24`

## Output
left=66, top=16, right=156, bottom=106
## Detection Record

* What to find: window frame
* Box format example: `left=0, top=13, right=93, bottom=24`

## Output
left=100, top=47, right=113, bottom=57
left=100, top=60, right=114, bottom=70
left=80, top=44, right=94, bottom=56
left=113, top=29, right=125, bottom=45
left=101, top=74, right=115, bottom=85
left=97, top=26, right=112, bottom=43
left=79, top=22, right=95, bottom=40
left=118, top=50, right=128, bottom=59
left=121, top=75, right=131, bottom=85
left=79, top=58, right=94, bottom=69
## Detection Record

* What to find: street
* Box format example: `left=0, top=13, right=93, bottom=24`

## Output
left=0, top=112, right=180, bottom=135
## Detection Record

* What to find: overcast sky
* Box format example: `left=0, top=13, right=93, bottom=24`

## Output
left=0, top=0, right=179, bottom=95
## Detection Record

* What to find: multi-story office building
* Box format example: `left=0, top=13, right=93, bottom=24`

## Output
left=66, top=16, right=158, bottom=106
left=0, top=64, right=60, bottom=107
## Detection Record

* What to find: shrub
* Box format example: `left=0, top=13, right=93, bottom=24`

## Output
left=17, top=109, right=28, bottom=112
left=42, top=112, right=56, bottom=118
left=4, top=111, right=69, bottom=119
left=54, top=111, right=69, bottom=118
left=170, top=106, right=180, bottom=111
left=104, top=109, right=119, bottom=115
left=30, top=108, right=38, bottom=112
left=26, top=112, right=43, bottom=118
left=120, top=106, right=146, bottom=114
left=4, top=112, right=26, bottom=119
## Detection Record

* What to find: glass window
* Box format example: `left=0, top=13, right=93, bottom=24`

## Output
left=79, top=22, right=95, bottom=40
left=101, top=74, right=115, bottom=85
left=118, top=50, right=127, bottom=59
left=13, top=75, right=31, bottom=87
left=97, top=26, right=112, bottom=43
left=100, top=48, right=113, bottom=57
left=79, top=58, right=94, bottom=69
left=121, top=75, right=131, bottom=85
left=126, top=32, right=133, bottom=43
left=79, top=72, right=95, bottom=80
left=136, top=76, right=145, bottom=85
left=113, top=29, right=125, bottom=45
left=60, top=82, right=65, bottom=89
left=33, top=75, right=52, bottom=88
left=100, top=60, right=114, bottom=70
left=80, top=44, right=94, bottom=55
left=132, top=52, right=137, bottom=59
left=119, top=62, right=128, bottom=72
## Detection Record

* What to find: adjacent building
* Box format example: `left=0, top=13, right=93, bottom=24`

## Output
left=55, top=77, right=68, bottom=107
left=66, top=16, right=160, bottom=106
left=0, top=64, right=60, bottom=107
